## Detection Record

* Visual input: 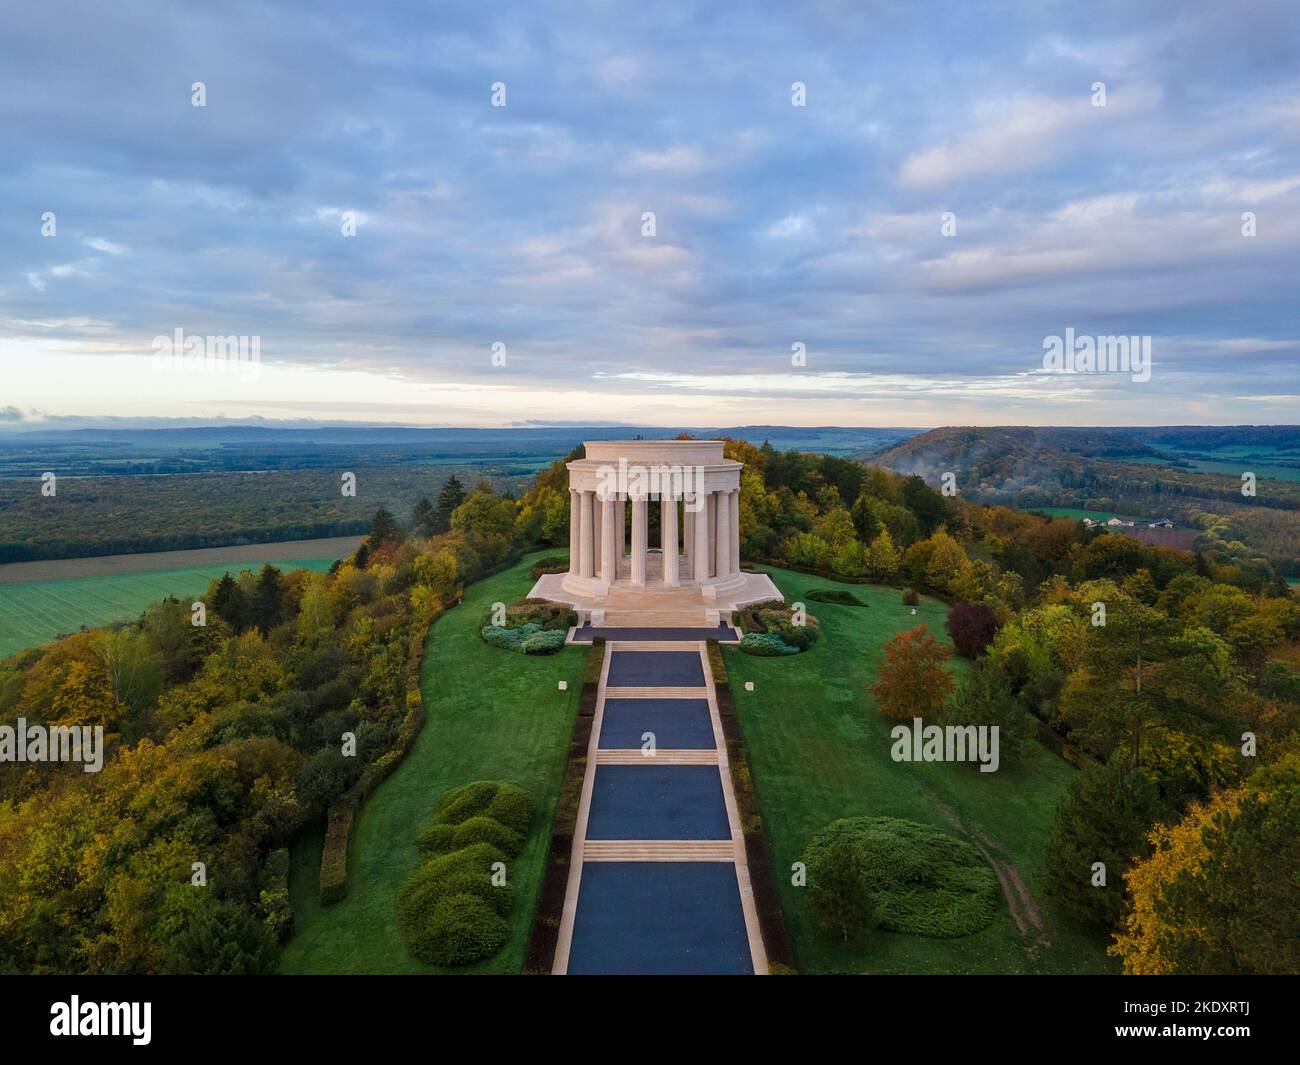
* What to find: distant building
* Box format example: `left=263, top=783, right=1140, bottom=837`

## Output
left=1149, top=517, right=1175, bottom=528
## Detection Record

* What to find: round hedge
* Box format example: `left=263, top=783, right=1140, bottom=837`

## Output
left=402, top=892, right=508, bottom=966
left=520, top=629, right=567, bottom=654
left=735, top=600, right=820, bottom=656
left=739, top=632, right=798, bottom=656
left=451, top=815, right=522, bottom=856
left=802, top=816, right=998, bottom=938
left=399, top=783, right=534, bottom=966
left=480, top=599, right=576, bottom=654
left=433, top=780, right=532, bottom=835
left=396, top=842, right=515, bottom=964
left=416, top=822, right=457, bottom=856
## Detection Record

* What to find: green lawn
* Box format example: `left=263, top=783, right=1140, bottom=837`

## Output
left=280, top=551, right=584, bottom=974
left=726, top=566, right=1114, bottom=974
left=0, top=560, right=338, bottom=659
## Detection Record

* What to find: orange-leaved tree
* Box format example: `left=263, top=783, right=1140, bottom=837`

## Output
left=871, top=624, right=953, bottom=721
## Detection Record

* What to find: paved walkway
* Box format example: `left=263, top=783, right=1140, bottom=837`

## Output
left=553, top=639, right=768, bottom=975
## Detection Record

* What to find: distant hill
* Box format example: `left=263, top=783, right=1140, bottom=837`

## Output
left=0, top=424, right=924, bottom=477
left=869, top=425, right=1300, bottom=575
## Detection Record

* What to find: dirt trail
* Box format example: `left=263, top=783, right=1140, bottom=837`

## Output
left=922, top=787, right=1050, bottom=954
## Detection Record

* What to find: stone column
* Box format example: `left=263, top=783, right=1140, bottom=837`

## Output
left=715, top=487, right=732, bottom=578
left=601, top=497, right=616, bottom=585
left=686, top=504, right=696, bottom=579
left=662, top=488, right=679, bottom=587
left=592, top=492, right=603, bottom=579
left=569, top=489, right=580, bottom=574
left=579, top=490, right=594, bottom=578
left=616, top=497, right=626, bottom=578
left=707, top=491, right=718, bottom=577
left=631, top=495, right=647, bottom=587
left=730, top=488, right=740, bottom=575
left=692, top=491, right=711, bottom=582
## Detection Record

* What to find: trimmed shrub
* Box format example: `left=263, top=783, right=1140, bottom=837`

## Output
left=735, top=601, right=820, bottom=655
left=530, top=557, right=570, bottom=580
left=416, top=822, right=458, bottom=856
left=434, top=780, right=532, bottom=834
left=319, top=805, right=353, bottom=906
left=806, top=588, right=866, bottom=607
left=401, top=891, right=509, bottom=966
left=582, top=638, right=605, bottom=686
left=801, top=816, right=998, bottom=939
left=519, top=629, right=567, bottom=654
left=452, top=815, right=522, bottom=856
left=398, top=783, right=534, bottom=965
left=739, top=632, right=798, bottom=656
left=398, top=842, right=513, bottom=921
left=483, top=786, right=533, bottom=836
left=511, top=599, right=576, bottom=630
left=902, top=588, right=920, bottom=606
left=480, top=598, right=576, bottom=653
left=481, top=622, right=540, bottom=651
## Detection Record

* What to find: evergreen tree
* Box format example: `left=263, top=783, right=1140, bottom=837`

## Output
left=411, top=497, right=436, bottom=538
left=211, top=572, right=251, bottom=632
left=252, top=564, right=286, bottom=634
left=1044, top=759, right=1167, bottom=932
left=433, top=475, right=466, bottom=533
left=368, top=507, right=401, bottom=550
left=808, top=836, right=875, bottom=942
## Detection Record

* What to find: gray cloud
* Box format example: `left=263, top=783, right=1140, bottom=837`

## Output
left=1, top=0, right=1298, bottom=424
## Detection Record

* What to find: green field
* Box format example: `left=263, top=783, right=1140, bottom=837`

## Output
left=1031, top=506, right=1148, bottom=524
left=280, top=551, right=584, bottom=974
left=0, top=559, right=338, bottom=659
left=726, top=566, right=1113, bottom=974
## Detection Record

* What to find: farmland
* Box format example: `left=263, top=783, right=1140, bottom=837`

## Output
left=0, top=543, right=353, bottom=658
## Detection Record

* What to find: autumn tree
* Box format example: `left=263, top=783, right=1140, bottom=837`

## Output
left=450, top=486, right=518, bottom=568
left=1111, top=755, right=1300, bottom=974
left=871, top=625, right=954, bottom=721
left=945, top=601, right=999, bottom=659
left=862, top=528, right=900, bottom=581
left=50, top=659, right=123, bottom=730
left=96, top=629, right=164, bottom=713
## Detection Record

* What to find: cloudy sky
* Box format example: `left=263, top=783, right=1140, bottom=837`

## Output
left=2, top=0, right=1298, bottom=429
